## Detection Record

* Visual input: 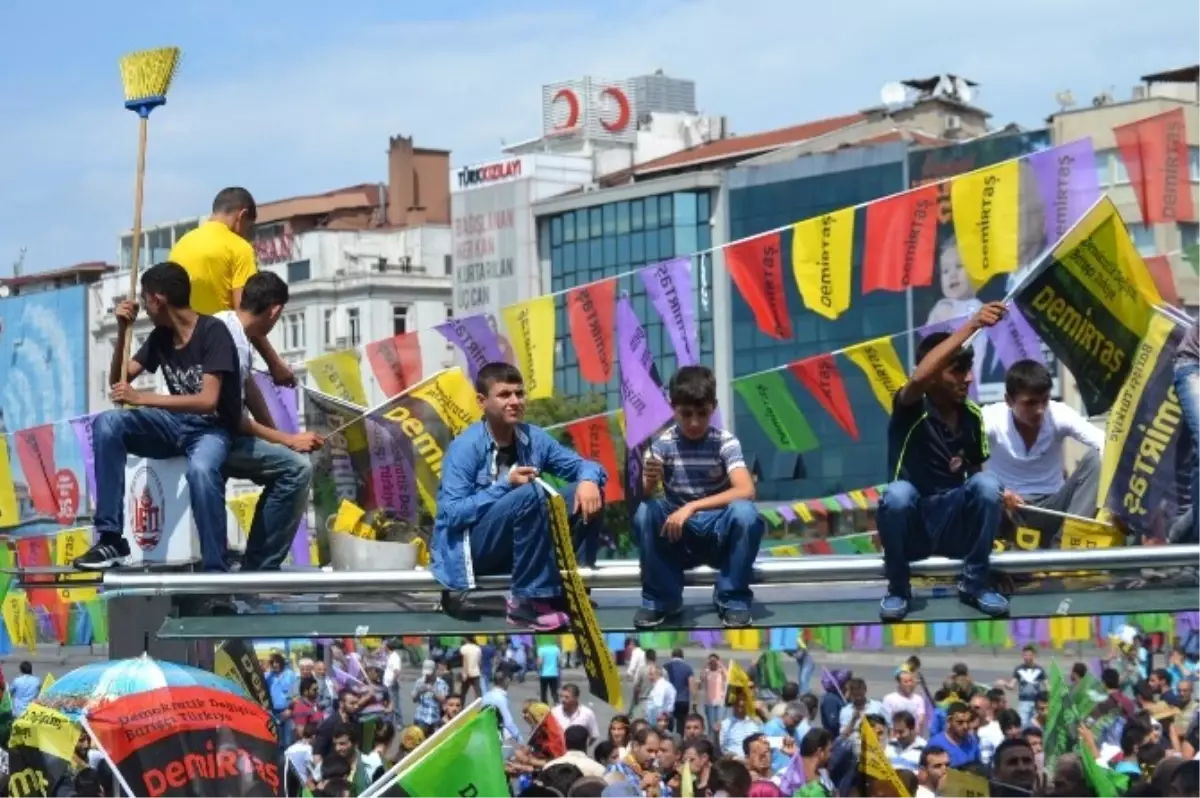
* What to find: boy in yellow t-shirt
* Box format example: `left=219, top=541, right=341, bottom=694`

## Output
left=169, top=187, right=293, bottom=385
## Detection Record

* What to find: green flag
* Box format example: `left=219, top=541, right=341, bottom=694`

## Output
left=1185, top=243, right=1199, bottom=274
left=390, top=706, right=508, bottom=797
left=1043, top=662, right=1070, bottom=769
left=1080, top=746, right=1130, bottom=798
left=734, top=373, right=818, bottom=452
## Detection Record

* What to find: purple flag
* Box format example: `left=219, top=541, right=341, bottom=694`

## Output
left=986, top=306, right=1045, bottom=369
left=366, top=420, right=419, bottom=521
left=777, top=505, right=797, bottom=523
left=640, top=258, right=699, bottom=366
left=68, top=414, right=98, bottom=507
left=778, top=752, right=809, bottom=796
left=252, top=372, right=311, bottom=566
left=1028, top=139, right=1100, bottom=244
left=917, top=314, right=970, bottom=340
left=435, top=314, right=505, bottom=381
left=616, top=297, right=674, bottom=447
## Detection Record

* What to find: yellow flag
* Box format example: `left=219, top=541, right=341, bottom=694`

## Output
left=725, top=660, right=757, bottom=710
left=226, top=492, right=262, bottom=538
left=2, top=593, right=25, bottom=645
left=501, top=296, right=556, bottom=399
left=791, top=209, right=854, bottom=320
left=332, top=498, right=374, bottom=540
left=891, top=622, right=927, bottom=648
left=1015, top=527, right=1043, bottom=550
left=843, top=337, right=907, bottom=412
left=40, top=672, right=55, bottom=693
left=848, top=489, right=868, bottom=509
left=950, top=160, right=1021, bottom=288
left=0, top=437, right=21, bottom=528
left=793, top=502, right=814, bottom=524
left=941, top=768, right=990, bottom=797
left=55, top=528, right=97, bottom=603
left=860, top=716, right=911, bottom=796
left=680, top=763, right=695, bottom=798
left=1060, top=517, right=1123, bottom=550
left=308, top=350, right=369, bottom=406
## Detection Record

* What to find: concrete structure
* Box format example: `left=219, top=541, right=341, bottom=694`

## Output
left=1047, top=65, right=1200, bottom=309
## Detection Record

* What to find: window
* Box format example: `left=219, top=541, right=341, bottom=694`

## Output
left=445, top=305, right=453, bottom=319
left=1126, top=222, right=1157, bottom=255
left=1113, top=150, right=1129, bottom=185
left=393, top=305, right=410, bottom=336
left=323, top=309, right=334, bottom=347
left=284, top=312, right=305, bottom=351
left=1093, top=150, right=1112, bottom=187
left=287, top=260, right=311, bottom=283
left=347, top=308, right=361, bottom=347
left=1181, top=222, right=1199, bottom=251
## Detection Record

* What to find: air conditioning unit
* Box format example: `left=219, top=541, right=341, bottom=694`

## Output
left=1131, top=85, right=1147, bottom=101
left=945, top=114, right=963, bottom=132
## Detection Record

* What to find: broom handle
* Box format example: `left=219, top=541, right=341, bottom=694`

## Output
left=119, top=115, right=149, bottom=386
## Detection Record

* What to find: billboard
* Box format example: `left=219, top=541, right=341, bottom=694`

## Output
left=542, top=77, right=638, bottom=143
left=0, top=286, right=89, bottom=535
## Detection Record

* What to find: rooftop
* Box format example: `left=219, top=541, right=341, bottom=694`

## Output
left=1141, top=65, right=1200, bottom=84
left=1, top=261, right=115, bottom=288
left=256, top=183, right=383, bottom=225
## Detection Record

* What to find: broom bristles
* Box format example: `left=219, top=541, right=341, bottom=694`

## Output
left=119, top=47, right=181, bottom=102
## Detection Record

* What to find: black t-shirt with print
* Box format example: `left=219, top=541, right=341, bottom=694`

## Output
left=133, top=314, right=242, bottom=432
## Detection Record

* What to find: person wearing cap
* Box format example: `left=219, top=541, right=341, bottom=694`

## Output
left=411, top=660, right=448, bottom=736
left=877, top=303, right=1009, bottom=622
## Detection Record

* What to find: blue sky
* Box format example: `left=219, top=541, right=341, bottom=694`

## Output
left=1, top=0, right=1196, bottom=273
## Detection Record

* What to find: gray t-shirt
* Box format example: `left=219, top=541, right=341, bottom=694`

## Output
left=1177, top=321, right=1199, bottom=367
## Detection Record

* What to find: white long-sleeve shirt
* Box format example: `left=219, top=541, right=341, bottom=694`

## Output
left=982, top=400, right=1104, bottom=495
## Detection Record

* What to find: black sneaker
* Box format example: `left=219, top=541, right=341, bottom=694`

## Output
left=719, top=607, right=752, bottom=628
left=73, top=539, right=131, bottom=570
left=633, top=607, right=681, bottom=630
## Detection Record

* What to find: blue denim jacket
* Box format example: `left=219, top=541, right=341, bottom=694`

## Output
left=432, top=420, right=606, bottom=591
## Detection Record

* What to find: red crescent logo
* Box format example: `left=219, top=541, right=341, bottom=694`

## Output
left=552, top=88, right=580, bottom=130
left=600, top=87, right=631, bottom=132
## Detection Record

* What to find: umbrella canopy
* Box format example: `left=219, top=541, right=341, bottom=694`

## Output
left=36, top=653, right=250, bottom=720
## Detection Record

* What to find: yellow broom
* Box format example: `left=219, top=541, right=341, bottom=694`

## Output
left=117, top=46, right=181, bottom=384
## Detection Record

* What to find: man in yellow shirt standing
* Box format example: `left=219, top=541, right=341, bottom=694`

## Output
left=170, top=187, right=293, bottom=385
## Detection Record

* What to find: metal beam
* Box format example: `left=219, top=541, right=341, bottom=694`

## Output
left=102, top=544, right=1200, bottom=597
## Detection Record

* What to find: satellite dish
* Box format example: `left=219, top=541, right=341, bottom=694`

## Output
left=0, top=285, right=11, bottom=299
left=954, top=77, right=974, bottom=104
left=1055, top=90, right=1076, bottom=110
left=880, top=82, right=907, bottom=108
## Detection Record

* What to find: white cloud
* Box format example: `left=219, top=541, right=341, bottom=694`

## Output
left=1, top=0, right=1195, bottom=271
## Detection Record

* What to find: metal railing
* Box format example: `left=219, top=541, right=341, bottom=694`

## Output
left=101, top=544, right=1200, bottom=598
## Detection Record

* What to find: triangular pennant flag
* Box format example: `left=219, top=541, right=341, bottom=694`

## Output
left=788, top=354, right=860, bottom=440
left=724, top=233, right=792, bottom=339
left=567, top=279, right=617, bottom=384
left=791, top=209, right=854, bottom=320
left=1114, top=107, right=1195, bottom=224
left=862, top=184, right=938, bottom=293
left=733, top=373, right=818, bottom=452
left=843, top=337, right=907, bottom=413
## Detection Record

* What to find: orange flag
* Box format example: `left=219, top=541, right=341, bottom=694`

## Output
left=724, top=233, right=792, bottom=340
left=565, top=416, right=624, bottom=503
left=14, top=425, right=58, bottom=518
left=788, top=354, right=860, bottom=441
left=862, top=184, right=939, bottom=293
left=567, top=279, right=616, bottom=384
left=16, top=536, right=67, bottom=643
left=1114, top=107, right=1195, bottom=224
left=1143, top=255, right=1180, bottom=306
left=364, top=332, right=423, bottom=398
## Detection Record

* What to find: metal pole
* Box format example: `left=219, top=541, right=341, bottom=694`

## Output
left=101, top=544, right=1200, bottom=598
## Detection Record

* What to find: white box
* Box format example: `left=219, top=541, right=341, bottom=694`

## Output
left=122, top=457, right=199, bottom=565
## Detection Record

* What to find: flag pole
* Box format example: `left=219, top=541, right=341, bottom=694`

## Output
left=359, top=698, right=487, bottom=798
left=78, top=714, right=139, bottom=798
left=1017, top=504, right=1112, bottom=526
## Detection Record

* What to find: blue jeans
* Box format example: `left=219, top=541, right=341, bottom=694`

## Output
left=468, top=482, right=601, bottom=599
left=877, top=472, right=1003, bottom=596
left=1173, top=362, right=1199, bottom=543
left=704, top=704, right=727, bottom=733
left=223, top=436, right=313, bottom=570
left=92, top=408, right=231, bottom=572
left=635, top=498, right=765, bottom=612
left=795, top=649, right=816, bottom=693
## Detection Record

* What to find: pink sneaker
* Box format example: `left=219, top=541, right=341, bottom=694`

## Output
left=506, top=598, right=570, bottom=632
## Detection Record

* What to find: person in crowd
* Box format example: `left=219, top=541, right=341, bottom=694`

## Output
left=682, top=713, right=706, bottom=742
left=442, top=693, right=463, bottom=725
left=657, top=734, right=683, bottom=795
left=433, top=362, right=606, bottom=631
left=545, top=724, right=607, bottom=778
left=212, top=271, right=321, bottom=571
left=606, top=726, right=664, bottom=796
left=358, top=720, right=394, bottom=779
left=793, top=641, right=817, bottom=695
left=1172, top=678, right=1196, bottom=736
left=663, top=649, right=696, bottom=733
left=265, top=653, right=298, bottom=748
left=718, top=693, right=763, bottom=758
left=411, top=659, right=449, bottom=736
left=75, top=262, right=242, bottom=570
left=780, top=727, right=835, bottom=798
left=1101, top=667, right=1139, bottom=718
left=607, top=715, right=632, bottom=755
left=947, top=662, right=985, bottom=702
left=284, top=721, right=317, bottom=786
left=480, top=637, right=498, bottom=692
left=324, top=723, right=372, bottom=794
left=169, top=186, right=292, bottom=385
left=979, top=708, right=1022, bottom=765
left=701, top=654, right=728, bottom=733
left=768, top=683, right=801, bottom=720
left=381, top=638, right=405, bottom=728
left=1000, top=644, right=1047, bottom=728
left=313, top=689, right=358, bottom=761
left=1173, top=319, right=1198, bottom=543
left=916, top=745, right=949, bottom=798
left=9, top=662, right=38, bottom=717
left=631, top=649, right=658, bottom=720
left=838, top=678, right=887, bottom=740
left=459, top=636, right=483, bottom=701
left=501, top=637, right=529, bottom=682
left=635, top=365, right=763, bottom=629
left=742, top=733, right=774, bottom=783
left=626, top=640, right=647, bottom=681
left=646, top=665, right=677, bottom=726
left=537, top=638, right=563, bottom=705
left=763, top=701, right=808, bottom=772
left=483, top=671, right=522, bottom=741
left=877, top=304, right=1009, bottom=621
left=1150, top=667, right=1174, bottom=702
left=926, top=700, right=980, bottom=767
left=291, top=676, right=325, bottom=736
left=887, top=710, right=926, bottom=769
left=882, top=669, right=926, bottom=734
left=982, top=359, right=1104, bottom=546
left=552, top=683, right=601, bottom=743
left=708, top=758, right=752, bottom=798
left=819, top=670, right=849, bottom=735
left=681, top=738, right=715, bottom=797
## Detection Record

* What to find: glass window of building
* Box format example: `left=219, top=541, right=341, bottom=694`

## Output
left=347, top=307, right=361, bottom=346
left=284, top=312, right=305, bottom=351
left=287, top=259, right=311, bottom=283
left=323, top=309, right=335, bottom=347
left=393, top=305, right=410, bottom=336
